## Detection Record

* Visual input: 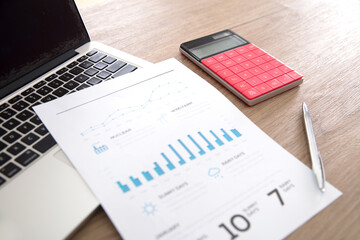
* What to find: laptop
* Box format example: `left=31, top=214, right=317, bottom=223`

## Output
left=0, top=1, right=151, bottom=239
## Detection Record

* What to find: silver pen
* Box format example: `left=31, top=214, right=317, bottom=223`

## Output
left=303, top=102, right=326, bottom=192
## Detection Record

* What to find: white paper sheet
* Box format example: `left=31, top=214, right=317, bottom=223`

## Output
left=35, top=59, right=341, bottom=240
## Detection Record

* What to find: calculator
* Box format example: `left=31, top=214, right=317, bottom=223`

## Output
left=180, top=30, right=303, bottom=106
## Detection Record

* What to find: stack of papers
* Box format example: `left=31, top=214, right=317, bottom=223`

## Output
left=35, top=59, right=341, bottom=240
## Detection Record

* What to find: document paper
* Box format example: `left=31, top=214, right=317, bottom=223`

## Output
left=35, top=59, right=341, bottom=240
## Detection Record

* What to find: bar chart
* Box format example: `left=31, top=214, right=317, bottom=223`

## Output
left=116, top=127, right=242, bottom=193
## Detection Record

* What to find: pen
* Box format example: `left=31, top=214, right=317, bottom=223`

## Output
left=303, top=102, right=326, bottom=192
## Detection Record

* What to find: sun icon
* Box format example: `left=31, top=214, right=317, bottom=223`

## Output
left=142, top=202, right=157, bottom=216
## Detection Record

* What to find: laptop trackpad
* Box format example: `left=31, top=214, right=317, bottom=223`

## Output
left=54, top=149, right=73, bottom=168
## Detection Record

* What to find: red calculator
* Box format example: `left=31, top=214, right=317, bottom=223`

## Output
left=180, top=30, right=303, bottom=106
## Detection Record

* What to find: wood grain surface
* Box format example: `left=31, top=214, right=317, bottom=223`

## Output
left=70, top=0, right=360, bottom=239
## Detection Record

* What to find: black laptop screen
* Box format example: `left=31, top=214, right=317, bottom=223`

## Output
left=0, top=0, right=89, bottom=97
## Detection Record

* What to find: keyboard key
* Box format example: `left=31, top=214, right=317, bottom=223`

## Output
left=48, top=79, right=64, bottom=88
left=69, top=66, right=84, bottom=75
left=17, top=122, right=35, bottom=134
left=63, top=81, right=80, bottom=90
left=87, top=77, right=102, bottom=85
left=94, top=62, right=108, bottom=70
left=112, top=65, right=137, bottom=78
left=87, top=50, right=97, bottom=56
left=36, top=86, right=53, bottom=96
left=0, top=108, right=17, bottom=120
left=34, top=80, right=47, bottom=89
left=12, top=100, right=29, bottom=111
left=35, top=125, right=48, bottom=136
left=16, top=110, right=34, bottom=121
left=0, top=127, right=6, bottom=137
left=59, top=73, right=74, bottom=81
left=33, top=134, right=56, bottom=153
left=79, top=61, right=93, bottom=69
left=41, top=94, right=57, bottom=103
left=45, top=74, right=57, bottom=82
left=8, top=95, right=22, bottom=104
left=56, top=67, right=68, bottom=75
left=21, top=133, right=40, bottom=145
left=24, top=93, right=42, bottom=103
left=3, top=131, right=21, bottom=144
left=0, top=153, right=11, bottom=166
left=53, top=87, right=69, bottom=97
left=7, top=142, right=26, bottom=156
left=74, top=74, right=89, bottom=83
left=103, top=56, right=116, bottom=64
left=84, top=68, right=99, bottom=76
left=21, top=88, right=35, bottom=96
left=76, top=84, right=91, bottom=91
left=0, top=103, right=9, bottom=112
left=15, top=149, right=39, bottom=167
left=0, top=141, right=8, bottom=151
left=3, top=118, right=21, bottom=130
left=30, top=116, right=42, bottom=125
left=0, top=176, right=6, bottom=186
left=28, top=103, right=41, bottom=112
left=89, top=52, right=106, bottom=63
left=77, top=55, right=88, bottom=62
left=106, top=61, right=126, bottom=73
left=67, top=61, right=78, bottom=69
left=0, top=162, right=21, bottom=178
left=97, top=71, right=111, bottom=79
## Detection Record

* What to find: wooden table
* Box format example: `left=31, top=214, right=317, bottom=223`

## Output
left=71, top=0, right=360, bottom=239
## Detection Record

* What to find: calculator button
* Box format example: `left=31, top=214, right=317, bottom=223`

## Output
left=266, top=79, right=283, bottom=89
left=255, top=83, right=273, bottom=94
left=248, top=66, right=265, bottom=76
left=201, top=57, right=217, bottom=67
left=268, top=68, right=283, bottom=78
left=287, top=71, right=303, bottom=80
left=208, top=63, right=226, bottom=73
left=257, top=72, right=274, bottom=82
left=278, top=65, right=292, bottom=73
left=225, top=75, right=243, bottom=85
left=235, top=46, right=249, bottom=54
left=243, top=52, right=257, bottom=60
left=229, top=64, right=245, bottom=74
left=244, top=43, right=257, bottom=51
left=261, top=54, right=275, bottom=62
left=232, top=55, right=247, bottom=63
left=237, top=71, right=253, bottom=80
left=277, top=74, right=294, bottom=84
left=245, top=76, right=263, bottom=87
left=269, top=59, right=283, bottom=67
left=241, top=88, right=262, bottom=100
left=239, top=61, right=256, bottom=69
left=212, top=53, right=228, bottom=62
left=251, top=57, right=266, bottom=65
left=221, top=59, right=237, bottom=68
left=252, top=48, right=266, bottom=56
left=217, top=69, right=235, bottom=79
left=224, top=49, right=239, bottom=58
left=233, top=81, right=251, bottom=92
left=259, top=62, right=275, bottom=71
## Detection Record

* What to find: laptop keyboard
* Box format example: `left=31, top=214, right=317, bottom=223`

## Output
left=0, top=50, right=138, bottom=187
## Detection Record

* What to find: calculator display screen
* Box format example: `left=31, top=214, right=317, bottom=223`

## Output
left=190, top=36, right=247, bottom=59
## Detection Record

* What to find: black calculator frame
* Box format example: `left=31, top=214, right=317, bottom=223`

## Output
left=179, top=29, right=303, bottom=106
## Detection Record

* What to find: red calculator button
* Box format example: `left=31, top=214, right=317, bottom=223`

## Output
left=217, top=69, right=235, bottom=79
left=233, top=55, right=247, bottom=63
left=225, top=75, right=243, bottom=85
left=239, top=61, right=256, bottom=69
left=201, top=57, right=218, bottom=67
left=208, top=63, right=226, bottom=72
left=267, top=79, right=283, bottom=89
left=269, top=59, right=283, bottom=67
left=251, top=57, right=266, bottom=65
left=221, top=59, right=237, bottom=68
left=243, top=51, right=257, bottom=60
left=278, top=65, right=292, bottom=73
left=277, top=74, right=294, bottom=84
left=237, top=70, right=253, bottom=80
left=248, top=66, right=265, bottom=76
left=268, top=68, right=283, bottom=78
left=233, top=81, right=251, bottom=92
left=235, top=46, right=250, bottom=54
left=224, top=49, right=239, bottom=58
left=257, top=72, right=274, bottom=81
left=244, top=43, right=257, bottom=51
left=261, top=54, right=275, bottom=62
left=213, top=53, right=229, bottom=62
left=252, top=48, right=265, bottom=56
left=245, top=76, right=263, bottom=87
left=229, top=64, right=245, bottom=74
left=241, top=88, right=262, bottom=100
left=259, top=62, right=275, bottom=71
left=255, top=83, right=272, bottom=94
left=287, top=71, right=303, bottom=80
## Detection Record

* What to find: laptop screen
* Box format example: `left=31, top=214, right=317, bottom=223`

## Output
left=0, top=0, right=89, bottom=98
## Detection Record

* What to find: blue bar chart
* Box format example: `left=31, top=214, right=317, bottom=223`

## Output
left=116, top=127, right=242, bottom=193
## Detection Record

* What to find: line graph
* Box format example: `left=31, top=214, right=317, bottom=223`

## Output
left=80, top=81, right=188, bottom=136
